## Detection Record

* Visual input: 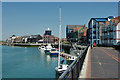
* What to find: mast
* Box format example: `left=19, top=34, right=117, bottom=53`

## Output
left=58, top=7, right=61, bottom=66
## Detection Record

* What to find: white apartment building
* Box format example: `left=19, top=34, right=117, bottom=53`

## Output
left=88, top=16, right=115, bottom=45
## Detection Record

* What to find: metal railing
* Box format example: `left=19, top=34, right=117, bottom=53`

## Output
left=58, top=46, right=89, bottom=80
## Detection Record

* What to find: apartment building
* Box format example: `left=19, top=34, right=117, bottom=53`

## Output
left=43, top=28, right=59, bottom=43
left=66, top=25, right=88, bottom=43
left=102, top=16, right=120, bottom=46
left=78, top=27, right=88, bottom=43
left=88, top=16, right=115, bottom=45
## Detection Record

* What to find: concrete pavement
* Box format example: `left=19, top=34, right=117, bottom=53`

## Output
left=90, top=47, right=120, bottom=78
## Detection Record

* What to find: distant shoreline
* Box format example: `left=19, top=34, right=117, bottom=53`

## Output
left=3, top=43, right=59, bottom=47
left=2, top=43, right=72, bottom=53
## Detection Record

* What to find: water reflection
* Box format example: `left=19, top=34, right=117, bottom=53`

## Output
left=46, top=55, right=51, bottom=64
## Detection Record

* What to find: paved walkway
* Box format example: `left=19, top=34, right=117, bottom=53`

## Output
left=90, top=47, right=120, bottom=78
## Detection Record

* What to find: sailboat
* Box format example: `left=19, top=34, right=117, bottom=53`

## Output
left=55, top=7, right=68, bottom=74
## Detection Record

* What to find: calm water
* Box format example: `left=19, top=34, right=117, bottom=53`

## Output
left=2, top=45, right=67, bottom=78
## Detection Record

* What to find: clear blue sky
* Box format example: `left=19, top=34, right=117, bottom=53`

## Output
left=2, top=2, right=118, bottom=40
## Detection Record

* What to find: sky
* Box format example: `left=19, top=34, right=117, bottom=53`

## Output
left=118, top=1, right=120, bottom=16
left=1, top=0, right=120, bottom=2
left=2, top=2, right=118, bottom=40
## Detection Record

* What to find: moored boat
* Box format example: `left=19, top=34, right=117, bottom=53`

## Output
left=66, top=56, right=77, bottom=61
left=44, top=44, right=52, bottom=53
left=55, top=64, right=68, bottom=74
left=38, top=46, right=46, bottom=50
left=50, top=48, right=59, bottom=56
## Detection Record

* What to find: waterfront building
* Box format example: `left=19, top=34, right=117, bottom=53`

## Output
left=6, top=34, right=42, bottom=43
left=38, top=39, right=44, bottom=43
left=43, top=28, right=59, bottom=43
left=21, top=35, right=42, bottom=43
left=6, top=35, right=20, bottom=43
left=21, top=36, right=30, bottom=43
left=78, top=27, right=88, bottom=43
left=66, top=25, right=88, bottom=43
left=43, top=35, right=54, bottom=43
left=6, top=38, right=12, bottom=43
left=14, top=37, right=22, bottom=43
left=44, top=28, right=52, bottom=35
left=88, top=16, right=115, bottom=45
left=102, top=16, right=120, bottom=46
left=29, top=35, right=42, bottom=43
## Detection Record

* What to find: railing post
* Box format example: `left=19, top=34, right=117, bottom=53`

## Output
left=72, top=69, right=74, bottom=80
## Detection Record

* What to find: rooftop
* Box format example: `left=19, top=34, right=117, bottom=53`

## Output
left=111, top=16, right=120, bottom=25
left=67, top=25, right=85, bottom=29
left=45, top=27, right=51, bottom=31
left=94, top=18, right=108, bottom=22
left=107, top=16, right=115, bottom=19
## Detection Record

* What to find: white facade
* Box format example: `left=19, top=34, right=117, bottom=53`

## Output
left=89, top=19, right=106, bottom=45
left=116, top=22, right=120, bottom=45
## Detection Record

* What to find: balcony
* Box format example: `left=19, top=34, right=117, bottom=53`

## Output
left=104, top=36, right=107, bottom=39
left=110, top=35, right=113, bottom=39
left=89, top=36, right=92, bottom=39
left=90, top=31, right=92, bottom=34
left=93, top=36, right=96, bottom=39
left=107, top=28, right=110, bottom=31
left=89, top=26, right=92, bottom=29
left=102, top=36, right=104, bottom=39
left=93, top=31, right=96, bottom=34
left=104, top=30, right=107, bottom=33
left=110, top=28, right=113, bottom=31
left=102, top=29, right=105, bottom=32
left=107, top=36, right=110, bottom=39
left=93, top=25, right=96, bottom=28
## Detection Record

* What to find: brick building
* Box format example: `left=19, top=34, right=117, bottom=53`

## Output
left=66, top=25, right=88, bottom=43
left=43, top=28, right=59, bottom=43
left=102, top=16, right=120, bottom=46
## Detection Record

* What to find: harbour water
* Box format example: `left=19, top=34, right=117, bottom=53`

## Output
left=2, top=45, right=67, bottom=78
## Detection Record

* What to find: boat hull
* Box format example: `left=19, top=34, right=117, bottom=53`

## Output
left=44, top=50, right=50, bottom=54
left=50, top=53, right=59, bottom=56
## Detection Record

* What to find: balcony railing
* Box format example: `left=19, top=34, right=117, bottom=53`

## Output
left=107, top=28, right=110, bottom=31
left=107, top=36, right=110, bottom=39
left=93, top=36, right=96, bottom=39
left=93, top=25, right=96, bottom=28
left=93, top=31, right=96, bottom=34
left=102, top=29, right=105, bottom=32
left=104, top=36, right=107, bottom=39
left=110, top=35, right=113, bottom=38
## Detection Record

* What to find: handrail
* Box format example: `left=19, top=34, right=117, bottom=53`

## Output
left=58, top=46, right=89, bottom=80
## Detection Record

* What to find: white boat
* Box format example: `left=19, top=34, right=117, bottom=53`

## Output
left=55, top=64, right=68, bottom=74
left=38, top=46, right=46, bottom=50
left=55, top=8, right=68, bottom=74
left=44, top=44, right=52, bottom=53
left=50, top=48, right=59, bottom=56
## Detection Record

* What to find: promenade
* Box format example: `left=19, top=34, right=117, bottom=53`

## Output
left=87, top=47, right=120, bottom=78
